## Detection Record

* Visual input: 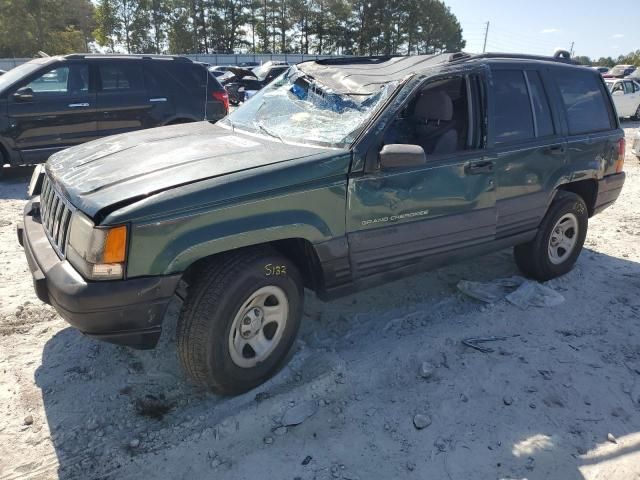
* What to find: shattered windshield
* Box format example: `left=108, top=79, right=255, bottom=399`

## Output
left=222, top=66, right=398, bottom=147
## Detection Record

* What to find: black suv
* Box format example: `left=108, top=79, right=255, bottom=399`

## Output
left=0, top=54, right=228, bottom=171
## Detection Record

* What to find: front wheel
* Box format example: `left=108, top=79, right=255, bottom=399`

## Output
left=176, top=248, right=303, bottom=394
left=514, top=191, right=588, bottom=281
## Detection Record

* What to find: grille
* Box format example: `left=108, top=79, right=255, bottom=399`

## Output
left=39, top=175, right=74, bottom=257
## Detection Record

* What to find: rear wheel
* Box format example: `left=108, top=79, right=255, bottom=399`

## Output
left=176, top=248, right=303, bottom=394
left=514, top=192, right=588, bottom=281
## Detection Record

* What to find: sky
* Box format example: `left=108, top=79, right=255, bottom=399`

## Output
left=445, top=0, right=639, bottom=61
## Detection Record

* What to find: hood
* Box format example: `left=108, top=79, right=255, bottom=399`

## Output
left=47, top=122, right=335, bottom=219
left=220, top=67, right=256, bottom=83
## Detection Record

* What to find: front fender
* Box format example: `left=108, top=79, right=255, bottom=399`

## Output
left=125, top=182, right=347, bottom=277
left=165, top=210, right=335, bottom=273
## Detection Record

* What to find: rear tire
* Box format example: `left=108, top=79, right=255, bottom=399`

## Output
left=514, top=191, right=588, bottom=281
left=176, top=247, right=303, bottom=395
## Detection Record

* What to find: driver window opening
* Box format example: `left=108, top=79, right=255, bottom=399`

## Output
left=384, top=76, right=476, bottom=157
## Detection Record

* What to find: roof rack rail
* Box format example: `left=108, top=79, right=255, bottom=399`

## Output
left=469, top=51, right=577, bottom=64
left=64, top=53, right=191, bottom=62
left=314, top=55, right=399, bottom=65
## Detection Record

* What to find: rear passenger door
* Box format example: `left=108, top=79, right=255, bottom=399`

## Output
left=489, top=66, right=567, bottom=240
left=550, top=68, right=619, bottom=184
left=95, top=61, right=151, bottom=137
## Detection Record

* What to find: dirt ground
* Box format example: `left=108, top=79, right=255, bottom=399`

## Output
left=1, top=122, right=640, bottom=480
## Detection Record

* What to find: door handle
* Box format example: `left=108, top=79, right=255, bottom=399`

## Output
left=149, top=97, right=167, bottom=103
left=68, top=103, right=89, bottom=108
left=465, top=160, right=494, bottom=175
left=543, top=144, right=565, bottom=155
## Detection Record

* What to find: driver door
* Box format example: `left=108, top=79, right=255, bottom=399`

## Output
left=346, top=73, right=497, bottom=281
left=7, top=62, right=97, bottom=163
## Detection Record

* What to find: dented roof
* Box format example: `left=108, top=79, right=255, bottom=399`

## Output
left=296, top=54, right=466, bottom=95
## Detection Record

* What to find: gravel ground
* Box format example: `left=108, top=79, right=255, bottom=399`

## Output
left=1, top=122, right=640, bottom=480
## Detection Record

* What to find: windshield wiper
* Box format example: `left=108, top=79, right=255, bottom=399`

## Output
left=255, top=122, right=284, bottom=143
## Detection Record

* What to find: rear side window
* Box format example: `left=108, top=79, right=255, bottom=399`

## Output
left=553, top=70, right=613, bottom=135
left=623, top=81, right=634, bottom=94
left=99, top=63, right=144, bottom=91
left=492, top=70, right=535, bottom=144
left=163, top=62, right=223, bottom=92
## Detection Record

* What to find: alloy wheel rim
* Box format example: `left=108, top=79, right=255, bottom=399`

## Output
left=228, top=285, right=289, bottom=368
left=548, top=213, right=579, bottom=265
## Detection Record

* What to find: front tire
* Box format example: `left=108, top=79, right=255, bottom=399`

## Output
left=514, top=192, right=588, bottom=281
left=177, top=248, right=303, bottom=394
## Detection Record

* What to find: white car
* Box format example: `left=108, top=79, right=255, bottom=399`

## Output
left=632, top=130, right=640, bottom=160
left=606, top=79, right=640, bottom=119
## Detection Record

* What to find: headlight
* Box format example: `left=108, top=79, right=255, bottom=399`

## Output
left=66, top=212, right=128, bottom=280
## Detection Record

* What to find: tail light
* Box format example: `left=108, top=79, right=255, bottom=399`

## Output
left=615, top=137, right=625, bottom=173
left=212, top=90, right=229, bottom=113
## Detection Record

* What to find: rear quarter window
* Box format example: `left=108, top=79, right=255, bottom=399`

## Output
left=161, top=62, right=223, bottom=92
left=552, top=69, right=614, bottom=135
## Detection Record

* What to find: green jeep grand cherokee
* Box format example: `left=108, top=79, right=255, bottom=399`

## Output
left=18, top=52, right=625, bottom=394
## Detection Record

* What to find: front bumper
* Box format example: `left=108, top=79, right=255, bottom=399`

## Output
left=17, top=199, right=181, bottom=349
left=593, top=172, right=625, bottom=215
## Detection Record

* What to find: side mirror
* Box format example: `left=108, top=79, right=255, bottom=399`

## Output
left=13, top=87, right=34, bottom=102
left=379, top=144, right=426, bottom=169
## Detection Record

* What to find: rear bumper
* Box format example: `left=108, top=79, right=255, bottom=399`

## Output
left=593, top=172, right=625, bottom=215
left=18, top=200, right=181, bottom=349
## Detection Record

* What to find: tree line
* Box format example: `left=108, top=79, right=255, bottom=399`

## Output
left=573, top=51, right=640, bottom=68
left=93, top=0, right=466, bottom=56
left=0, top=0, right=465, bottom=57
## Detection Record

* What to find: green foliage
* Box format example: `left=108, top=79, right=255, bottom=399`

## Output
left=0, top=0, right=94, bottom=57
left=1, top=0, right=466, bottom=56
left=617, top=50, right=640, bottom=66
left=574, top=52, right=640, bottom=69
left=573, top=55, right=592, bottom=66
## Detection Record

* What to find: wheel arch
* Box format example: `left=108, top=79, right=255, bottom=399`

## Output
left=180, top=238, right=326, bottom=294
left=556, top=179, right=598, bottom=217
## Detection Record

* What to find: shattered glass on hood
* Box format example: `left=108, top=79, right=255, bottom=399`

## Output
left=222, top=65, right=399, bottom=147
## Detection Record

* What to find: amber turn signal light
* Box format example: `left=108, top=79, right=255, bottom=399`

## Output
left=103, top=225, right=128, bottom=264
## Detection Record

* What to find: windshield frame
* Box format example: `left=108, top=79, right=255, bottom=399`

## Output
left=221, top=65, right=402, bottom=149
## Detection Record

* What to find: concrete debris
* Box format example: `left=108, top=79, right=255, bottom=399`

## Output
left=413, top=414, right=432, bottom=430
